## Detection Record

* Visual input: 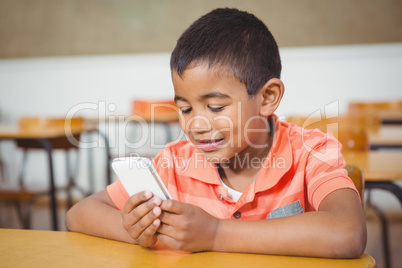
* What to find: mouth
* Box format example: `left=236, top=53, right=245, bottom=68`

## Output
left=194, top=138, right=224, bottom=152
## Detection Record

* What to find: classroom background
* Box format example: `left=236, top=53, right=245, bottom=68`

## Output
left=0, top=1, right=401, bottom=268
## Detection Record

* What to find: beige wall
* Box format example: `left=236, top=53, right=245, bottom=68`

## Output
left=1, top=0, right=402, bottom=58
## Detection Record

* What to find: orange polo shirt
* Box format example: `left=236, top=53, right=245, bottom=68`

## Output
left=107, top=117, right=357, bottom=220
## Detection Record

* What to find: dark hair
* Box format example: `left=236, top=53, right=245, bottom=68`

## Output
left=170, top=8, right=281, bottom=95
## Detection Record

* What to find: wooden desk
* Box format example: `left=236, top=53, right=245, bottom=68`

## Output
left=369, top=125, right=402, bottom=150
left=0, top=229, right=376, bottom=268
left=349, top=109, right=402, bottom=125
left=343, top=150, right=402, bottom=205
left=0, top=125, right=110, bottom=231
left=377, top=111, right=402, bottom=125
left=0, top=125, right=96, bottom=139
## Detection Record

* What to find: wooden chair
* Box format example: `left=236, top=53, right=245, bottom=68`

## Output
left=127, top=100, right=179, bottom=157
left=132, top=100, right=179, bottom=123
left=349, top=100, right=402, bottom=125
left=286, top=115, right=374, bottom=151
left=345, top=164, right=364, bottom=204
left=287, top=114, right=380, bottom=133
left=0, top=117, right=85, bottom=229
left=336, top=128, right=369, bottom=152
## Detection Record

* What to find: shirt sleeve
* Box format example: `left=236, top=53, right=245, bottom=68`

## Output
left=304, top=131, right=359, bottom=210
left=106, top=179, right=130, bottom=211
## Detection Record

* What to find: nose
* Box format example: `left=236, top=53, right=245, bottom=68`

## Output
left=186, top=115, right=212, bottom=133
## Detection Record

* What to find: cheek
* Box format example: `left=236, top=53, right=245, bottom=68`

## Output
left=213, top=117, right=233, bottom=131
left=212, top=117, right=239, bottom=145
left=178, top=114, right=196, bottom=132
left=179, top=117, right=187, bottom=133
left=244, top=115, right=269, bottom=141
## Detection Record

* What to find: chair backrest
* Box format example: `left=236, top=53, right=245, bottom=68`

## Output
left=337, top=128, right=369, bottom=151
left=286, top=115, right=372, bottom=152
left=132, top=100, right=178, bottom=122
left=287, top=115, right=379, bottom=133
left=345, top=164, right=365, bottom=205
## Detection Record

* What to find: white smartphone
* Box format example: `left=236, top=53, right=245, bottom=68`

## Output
left=111, top=157, right=171, bottom=200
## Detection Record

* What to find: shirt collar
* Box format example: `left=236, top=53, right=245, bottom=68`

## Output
left=181, top=150, right=221, bottom=185
left=254, top=115, right=293, bottom=192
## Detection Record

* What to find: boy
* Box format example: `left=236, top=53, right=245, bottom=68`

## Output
left=66, top=8, right=366, bottom=258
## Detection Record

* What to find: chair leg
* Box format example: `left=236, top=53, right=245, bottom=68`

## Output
left=13, top=199, right=34, bottom=229
left=66, top=148, right=87, bottom=209
left=97, top=129, right=112, bottom=185
left=65, top=150, right=73, bottom=210
left=366, top=190, right=391, bottom=268
left=18, top=149, right=28, bottom=188
left=0, top=151, right=6, bottom=183
left=85, top=134, right=96, bottom=193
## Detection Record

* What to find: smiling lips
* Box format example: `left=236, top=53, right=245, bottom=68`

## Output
left=195, top=138, right=224, bottom=151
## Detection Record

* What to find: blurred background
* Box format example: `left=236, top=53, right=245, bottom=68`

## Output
left=0, top=1, right=401, bottom=267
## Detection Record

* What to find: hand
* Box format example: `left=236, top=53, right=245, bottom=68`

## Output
left=121, top=191, right=162, bottom=248
left=157, top=200, right=220, bottom=252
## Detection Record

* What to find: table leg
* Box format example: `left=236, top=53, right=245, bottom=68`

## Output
left=38, top=138, right=58, bottom=231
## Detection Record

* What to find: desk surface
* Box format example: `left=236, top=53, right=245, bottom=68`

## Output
left=85, top=113, right=180, bottom=125
left=343, top=150, right=402, bottom=181
left=369, top=125, right=402, bottom=146
left=0, top=229, right=375, bottom=268
left=376, top=110, right=402, bottom=124
left=0, top=125, right=97, bottom=139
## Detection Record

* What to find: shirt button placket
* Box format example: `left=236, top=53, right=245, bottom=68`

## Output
left=233, top=211, right=241, bottom=219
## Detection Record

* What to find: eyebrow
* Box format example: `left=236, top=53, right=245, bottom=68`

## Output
left=200, top=92, right=231, bottom=100
left=174, top=96, right=187, bottom=103
left=174, top=91, right=231, bottom=103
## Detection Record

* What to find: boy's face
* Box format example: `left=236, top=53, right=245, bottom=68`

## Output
left=172, top=64, right=273, bottom=163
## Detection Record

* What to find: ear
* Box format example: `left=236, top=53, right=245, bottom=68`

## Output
left=258, top=78, right=284, bottom=116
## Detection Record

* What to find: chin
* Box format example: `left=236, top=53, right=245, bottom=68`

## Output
left=200, top=149, right=234, bottom=164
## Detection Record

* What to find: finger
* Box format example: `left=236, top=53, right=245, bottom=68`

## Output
left=160, top=199, right=186, bottom=214
left=157, top=233, right=184, bottom=251
left=136, top=210, right=162, bottom=246
left=157, top=220, right=176, bottom=237
left=159, top=210, right=179, bottom=226
left=135, top=206, right=162, bottom=232
left=123, top=196, right=162, bottom=228
left=122, top=191, right=153, bottom=214
left=128, top=206, right=162, bottom=240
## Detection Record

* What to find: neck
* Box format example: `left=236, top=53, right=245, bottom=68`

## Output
left=220, top=143, right=271, bottom=173
left=221, top=116, right=275, bottom=173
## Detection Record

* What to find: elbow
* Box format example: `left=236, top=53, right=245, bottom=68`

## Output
left=65, top=206, right=78, bottom=232
left=330, top=224, right=367, bottom=259
left=337, top=234, right=366, bottom=259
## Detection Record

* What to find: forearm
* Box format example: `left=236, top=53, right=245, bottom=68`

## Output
left=213, top=212, right=344, bottom=257
left=65, top=191, right=135, bottom=244
left=212, top=190, right=366, bottom=258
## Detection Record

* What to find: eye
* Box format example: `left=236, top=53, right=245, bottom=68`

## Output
left=180, top=107, right=192, bottom=114
left=208, top=106, right=225, bottom=112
